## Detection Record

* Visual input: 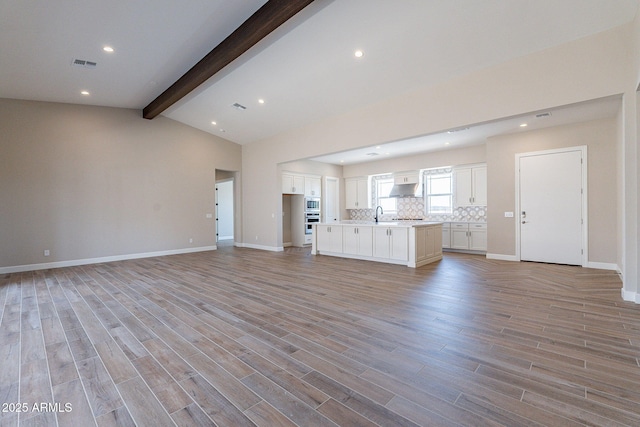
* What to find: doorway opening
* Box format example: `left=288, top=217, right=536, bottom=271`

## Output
left=215, top=173, right=235, bottom=245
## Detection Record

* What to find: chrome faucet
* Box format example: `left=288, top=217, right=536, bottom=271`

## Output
left=375, top=206, right=383, bottom=223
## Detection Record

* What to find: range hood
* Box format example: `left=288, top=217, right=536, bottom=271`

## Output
left=388, top=183, right=419, bottom=198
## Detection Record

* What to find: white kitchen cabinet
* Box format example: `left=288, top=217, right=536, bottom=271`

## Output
left=342, top=226, right=373, bottom=256
left=373, top=227, right=408, bottom=261
left=469, top=223, right=487, bottom=251
left=414, top=225, right=442, bottom=265
left=313, top=223, right=442, bottom=267
left=451, top=223, right=471, bottom=249
left=315, top=225, right=343, bottom=253
left=282, top=173, right=304, bottom=194
left=345, top=177, right=369, bottom=209
left=394, top=171, right=419, bottom=184
left=449, top=223, right=487, bottom=251
left=454, top=165, right=487, bottom=207
left=442, top=223, right=451, bottom=249
left=304, top=176, right=321, bottom=197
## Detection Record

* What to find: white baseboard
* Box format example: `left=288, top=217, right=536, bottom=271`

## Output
left=0, top=246, right=217, bottom=274
left=486, top=253, right=519, bottom=261
left=621, top=288, right=639, bottom=303
left=585, top=261, right=618, bottom=271
left=236, top=243, right=283, bottom=252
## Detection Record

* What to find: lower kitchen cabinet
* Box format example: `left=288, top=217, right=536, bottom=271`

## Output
left=312, top=223, right=442, bottom=267
left=449, top=222, right=487, bottom=251
left=373, top=227, right=408, bottom=261
left=469, top=223, right=487, bottom=251
left=342, top=226, right=373, bottom=256
left=414, top=225, right=442, bottom=265
left=316, top=225, right=343, bottom=253
left=442, top=223, right=451, bottom=249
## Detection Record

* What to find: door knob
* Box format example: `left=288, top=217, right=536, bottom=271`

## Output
left=522, top=221, right=527, bottom=224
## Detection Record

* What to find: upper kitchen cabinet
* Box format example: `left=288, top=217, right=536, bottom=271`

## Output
left=345, top=177, right=369, bottom=209
left=282, top=172, right=304, bottom=194
left=394, top=171, right=419, bottom=185
left=454, top=164, right=487, bottom=207
left=304, top=176, right=321, bottom=197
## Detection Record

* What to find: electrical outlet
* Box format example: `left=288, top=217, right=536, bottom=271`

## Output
left=205, top=213, right=213, bottom=219
left=255, top=235, right=259, bottom=241
left=189, top=238, right=193, bottom=243
left=44, top=249, right=50, bottom=256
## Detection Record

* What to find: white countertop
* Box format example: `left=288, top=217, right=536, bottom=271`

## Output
left=319, top=220, right=443, bottom=228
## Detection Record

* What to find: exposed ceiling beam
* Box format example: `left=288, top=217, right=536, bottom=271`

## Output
left=143, top=0, right=315, bottom=119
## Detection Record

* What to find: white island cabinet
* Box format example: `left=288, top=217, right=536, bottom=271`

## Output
left=315, top=225, right=342, bottom=253
left=312, top=221, right=442, bottom=268
left=373, top=226, right=408, bottom=261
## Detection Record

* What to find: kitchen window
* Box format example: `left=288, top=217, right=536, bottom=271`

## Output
left=424, top=168, right=453, bottom=214
left=372, top=174, right=397, bottom=213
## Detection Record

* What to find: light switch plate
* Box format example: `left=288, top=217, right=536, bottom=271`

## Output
left=504, top=212, right=514, bottom=218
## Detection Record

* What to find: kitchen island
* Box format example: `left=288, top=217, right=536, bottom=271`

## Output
left=311, top=221, right=443, bottom=268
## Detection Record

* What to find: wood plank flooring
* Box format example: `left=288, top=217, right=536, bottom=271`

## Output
left=1, top=247, right=639, bottom=426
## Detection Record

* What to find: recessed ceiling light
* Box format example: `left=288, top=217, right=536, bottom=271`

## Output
left=258, top=99, right=265, bottom=104
left=340, top=160, right=345, bottom=163
left=445, top=142, right=451, bottom=146
left=354, top=50, right=364, bottom=58
left=80, top=90, right=90, bottom=96
left=211, top=121, right=217, bottom=125
left=520, top=123, right=528, bottom=127
left=375, top=146, right=381, bottom=149
left=103, top=46, right=114, bottom=53
left=385, top=152, right=390, bottom=155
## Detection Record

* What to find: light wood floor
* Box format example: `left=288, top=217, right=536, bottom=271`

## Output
left=1, top=247, right=639, bottom=426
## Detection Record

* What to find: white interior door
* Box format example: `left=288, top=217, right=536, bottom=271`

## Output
left=324, top=176, right=339, bottom=222
left=519, top=148, right=584, bottom=265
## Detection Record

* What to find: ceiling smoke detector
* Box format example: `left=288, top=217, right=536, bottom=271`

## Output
left=71, top=59, right=97, bottom=69
left=232, top=102, right=247, bottom=110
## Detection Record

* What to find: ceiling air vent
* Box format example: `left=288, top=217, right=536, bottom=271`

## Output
left=72, top=59, right=97, bottom=69
left=366, top=152, right=379, bottom=157
left=536, top=112, right=552, bottom=118
left=232, top=102, right=247, bottom=110
left=447, top=127, right=469, bottom=134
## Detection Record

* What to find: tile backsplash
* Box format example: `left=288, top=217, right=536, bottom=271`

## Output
left=348, top=197, right=486, bottom=222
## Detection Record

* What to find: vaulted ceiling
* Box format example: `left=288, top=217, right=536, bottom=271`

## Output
left=1, top=0, right=637, bottom=158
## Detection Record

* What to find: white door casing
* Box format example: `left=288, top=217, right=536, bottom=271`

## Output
left=516, top=146, right=587, bottom=266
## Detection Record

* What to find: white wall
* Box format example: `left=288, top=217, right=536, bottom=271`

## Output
left=486, top=117, right=618, bottom=264
left=0, top=99, right=241, bottom=271
left=343, top=144, right=486, bottom=178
